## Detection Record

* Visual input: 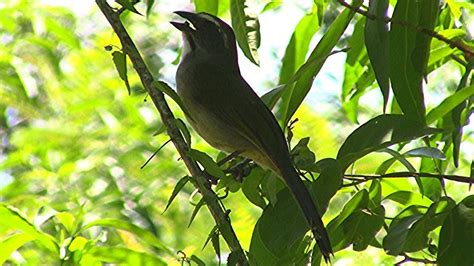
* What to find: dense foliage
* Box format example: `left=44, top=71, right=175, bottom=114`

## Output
left=0, top=0, right=473, bottom=265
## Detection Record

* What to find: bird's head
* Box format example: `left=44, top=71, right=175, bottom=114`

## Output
left=171, top=11, right=238, bottom=65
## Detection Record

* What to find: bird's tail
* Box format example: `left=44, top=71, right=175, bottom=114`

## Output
left=279, top=164, right=333, bottom=263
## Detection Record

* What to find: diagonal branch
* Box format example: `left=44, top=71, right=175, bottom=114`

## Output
left=95, top=1, right=248, bottom=264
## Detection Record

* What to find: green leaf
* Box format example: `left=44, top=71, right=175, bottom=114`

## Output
left=190, top=255, right=206, bottom=266
left=337, top=114, right=439, bottom=170
left=337, top=189, right=369, bottom=225
left=405, top=147, right=446, bottom=160
left=350, top=206, right=385, bottom=251
left=342, top=17, right=370, bottom=123
left=260, top=85, right=285, bottom=109
left=230, top=0, right=260, bottom=65
left=384, top=191, right=432, bottom=207
left=112, top=51, right=131, bottom=95
left=152, top=80, right=194, bottom=120
left=194, top=0, right=218, bottom=15
left=317, top=190, right=371, bottom=257
left=175, top=118, right=191, bottom=145
left=368, top=180, right=382, bottom=208
left=451, top=60, right=474, bottom=167
left=311, top=158, right=343, bottom=213
left=389, top=0, right=440, bottom=124
left=376, top=148, right=416, bottom=175
left=280, top=0, right=363, bottom=127
left=188, top=197, right=205, bottom=227
left=376, top=148, right=422, bottom=194
left=211, top=229, right=221, bottom=263
left=0, top=233, right=35, bottom=264
left=187, top=149, right=225, bottom=179
left=383, top=205, right=425, bottom=255
left=404, top=197, right=455, bottom=252
left=81, top=218, right=172, bottom=254
left=0, top=205, right=58, bottom=253
left=365, top=0, right=390, bottom=111
left=291, top=137, right=316, bottom=171
left=55, top=211, right=75, bottom=233
left=145, top=0, right=155, bottom=17
left=438, top=195, right=474, bottom=266
left=242, top=168, right=267, bottom=209
left=203, top=225, right=219, bottom=250
left=249, top=188, right=308, bottom=264
left=426, top=85, right=474, bottom=124
left=163, top=176, right=190, bottom=213
left=279, top=8, right=320, bottom=85
left=115, top=0, right=141, bottom=15
left=261, top=0, right=282, bottom=13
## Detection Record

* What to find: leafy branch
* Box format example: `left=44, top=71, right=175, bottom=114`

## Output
left=95, top=1, right=248, bottom=264
left=336, top=0, right=474, bottom=61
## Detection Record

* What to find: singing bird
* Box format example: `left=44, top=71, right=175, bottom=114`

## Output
left=171, top=11, right=332, bottom=261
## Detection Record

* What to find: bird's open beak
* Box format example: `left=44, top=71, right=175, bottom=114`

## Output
left=170, top=11, right=199, bottom=32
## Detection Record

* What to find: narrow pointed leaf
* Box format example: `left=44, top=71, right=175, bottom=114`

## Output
left=112, top=51, right=131, bottom=95
left=365, top=0, right=390, bottom=111
left=230, top=0, right=260, bottom=65
left=163, top=176, right=190, bottom=213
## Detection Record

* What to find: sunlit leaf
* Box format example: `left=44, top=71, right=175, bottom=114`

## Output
left=230, top=0, right=260, bottom=65
left=280, top=0, right=363, bottom=127
left=194, top=0, right=218, bottom=15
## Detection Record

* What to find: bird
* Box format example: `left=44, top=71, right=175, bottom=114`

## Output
left=171, top=11, right=333, bottom=262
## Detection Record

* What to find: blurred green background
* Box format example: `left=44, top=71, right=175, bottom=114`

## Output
left=0, top=0, right=472, bottom=265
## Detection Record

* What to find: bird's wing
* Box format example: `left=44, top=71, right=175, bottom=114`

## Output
left=199, top=67, right=291, bottom=170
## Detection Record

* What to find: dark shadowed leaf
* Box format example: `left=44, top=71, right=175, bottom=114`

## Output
left=383, top=205, right=425, bottom=255
left=249, top=188, right=308, bottom=264
left=337, top=114, right=439, bottom=169
left=242, top=168, right=267, bottom=209
left=404, top=197, right=455, bottom=252
left=438, top=195, right=474, bottom=266
left=187, top=149, right=225, bottom=179
left=365, top=0, right=390, bottom=111
left=311, top=158, right=342, bottom=213
left=389, top=0, right=439, bottom=123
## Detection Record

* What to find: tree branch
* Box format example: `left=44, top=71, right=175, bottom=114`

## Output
left=343, top=171, right=473, bottom=187
left=95, top=1, right=248, bottom=264
left=336, top=0, right=474, bottom=61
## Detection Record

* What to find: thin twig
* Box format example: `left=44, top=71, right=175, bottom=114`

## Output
left=95, top=1, right=248, bottom=264
left=343, top=171, right=472, bottom=187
